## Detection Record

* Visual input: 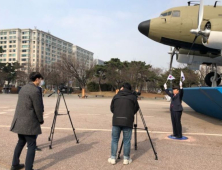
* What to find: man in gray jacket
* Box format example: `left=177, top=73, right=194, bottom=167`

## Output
left=10, top=72, right=44, bottom=170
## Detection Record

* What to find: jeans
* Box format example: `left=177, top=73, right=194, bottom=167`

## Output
left=12, top=134, right=37, bottom=170
left=111, top=126, right=132, bottom=160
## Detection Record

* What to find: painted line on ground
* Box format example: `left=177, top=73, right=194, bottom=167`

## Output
left=3, top=109, right=15, bottom=111
left=0, top=112, right=7, bottom=114
left=1, top=125, right=222, bottom=137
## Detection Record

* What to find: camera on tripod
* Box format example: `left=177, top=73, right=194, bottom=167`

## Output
left=132, top=91, right=141, bottom=98
left=58, top=84, right=67, bottom=92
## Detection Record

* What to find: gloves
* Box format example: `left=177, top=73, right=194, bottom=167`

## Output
left=180, top=81, right=183, bottom=88
left=164, top=83, right=167, bottom=90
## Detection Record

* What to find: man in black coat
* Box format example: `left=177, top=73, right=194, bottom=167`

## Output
left=164, top=81, right=184, bottom=139
left=108, top=83, right=139, bottom=165
left=10, top=72, right=44, bottom=170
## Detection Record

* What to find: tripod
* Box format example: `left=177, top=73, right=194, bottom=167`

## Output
left=48, top=90, right=79, bottom=149
left=117, top=107, right=158, bottom=160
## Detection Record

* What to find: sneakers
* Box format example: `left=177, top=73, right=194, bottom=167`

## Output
left=108, top=158, right=116, bottom=165
left=123, top=158, right=132, bottom=165
left=10, top=164, right=25, bottom=170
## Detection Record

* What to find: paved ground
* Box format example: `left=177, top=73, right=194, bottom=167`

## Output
left=0, top=94, right=222, bottom=170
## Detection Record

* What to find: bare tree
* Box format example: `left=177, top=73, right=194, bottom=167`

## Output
left=58, top=53, right=92, bottom=97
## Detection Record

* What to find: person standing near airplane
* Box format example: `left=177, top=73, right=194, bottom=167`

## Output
left=164, top=81, right=184, bottom=139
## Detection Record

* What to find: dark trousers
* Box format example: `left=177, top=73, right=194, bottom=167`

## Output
left=12, top=134, right=36, bottom=170
left=170, top=110, right=182, bottom=137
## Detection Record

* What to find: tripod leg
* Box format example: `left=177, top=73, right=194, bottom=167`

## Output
left=68, top=111, right=79, bottom=143
left=62, top=93, right=79, bottom=143
left=145, top=127, right=158, bottom=160
left=134, top=123, right=137, bottom=150
left=48, top=113, right=56, bottom=141
left=117, top=140, right=123, bottom=159
left=139, top=108, right=158, bottom=160
left=48, top=94, right=61, bottom=141
left=49, top=94, right=61, bottom=149
left=49, top=113, right=58, bottom=149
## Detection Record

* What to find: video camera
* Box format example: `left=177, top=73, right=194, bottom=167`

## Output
left=132, top=91, right=141, bottom=98
left=58, top=84, right=67, bottom=92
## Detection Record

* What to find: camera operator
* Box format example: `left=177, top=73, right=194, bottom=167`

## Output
left=10, top=72, right=44, bottom=170
left=108, top=83, right=139, bottom=165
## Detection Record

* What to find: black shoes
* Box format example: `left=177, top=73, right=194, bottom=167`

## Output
left=10, top=164, right=25, bottom=170
left=170, top=134, right=182, bottom=139
left=35, top=146, right=42, bottom=151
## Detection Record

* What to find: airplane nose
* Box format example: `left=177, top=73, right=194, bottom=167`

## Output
left=138, top=20, right=150, bottom=37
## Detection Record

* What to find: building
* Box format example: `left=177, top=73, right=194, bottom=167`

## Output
left=94, top=59, right=104, bottom=66
left=73, top=45, right=94, bottom=70
left=0, top=28, right=73, bottom=72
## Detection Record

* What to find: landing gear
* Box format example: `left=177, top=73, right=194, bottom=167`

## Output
left=168, top=47, right=178, bottom=89
left=204, top=64, right=221, bottom=87
left=205, top=72, right=221, bottom=87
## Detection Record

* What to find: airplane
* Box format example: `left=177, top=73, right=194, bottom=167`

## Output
left=138, top=0, right=222, bottom=87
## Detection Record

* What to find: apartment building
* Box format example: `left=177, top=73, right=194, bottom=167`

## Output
left=0, top=28, right=73, bottom=72
left=94, top=59, right=104, bottom=66
left=73, top=45, right=94, bottom=70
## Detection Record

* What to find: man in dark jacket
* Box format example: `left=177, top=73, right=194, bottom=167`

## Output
left=108, top=83, right=139, bottom=165
left=164, top=81, right=184, bottom=139
left=10, top=72, right=44, bottom=170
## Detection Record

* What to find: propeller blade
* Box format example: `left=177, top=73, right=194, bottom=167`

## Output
left=197, top=0, right=204, bottom=31
left=169, top=47, right=176, bottom=71
left=187, top=35, right=198, bottom=56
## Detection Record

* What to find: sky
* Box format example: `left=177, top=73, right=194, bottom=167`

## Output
left=0, top=0, right=215, bottom=69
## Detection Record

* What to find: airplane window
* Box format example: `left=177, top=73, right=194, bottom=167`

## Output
left=160, top=11, right=172, bottom=17
left=172, top=11, right=180, bottom=17
left=160, top=12, right=167, bottom=17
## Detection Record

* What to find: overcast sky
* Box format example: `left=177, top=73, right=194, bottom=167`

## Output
left=0, top=0, right=215, bottom=69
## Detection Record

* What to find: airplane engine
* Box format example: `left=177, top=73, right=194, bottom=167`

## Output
left=176, top=49, right=222, bottom=70
left=202, top=19, right=222, bottom=50
left=203, top=31, right=222, bottom=50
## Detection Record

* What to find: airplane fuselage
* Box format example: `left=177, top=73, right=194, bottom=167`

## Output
left=139, top=5, right=222, bottom=55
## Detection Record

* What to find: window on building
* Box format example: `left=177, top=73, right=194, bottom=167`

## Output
left=22, top=45, right=29, bottom=48
left=22, top=59, right=26, bottom=61
left=0, top=32, right=7, bottom=35
left=9, top=36, right=16, bottom=39
left=9, top=31, right=16, bottom=34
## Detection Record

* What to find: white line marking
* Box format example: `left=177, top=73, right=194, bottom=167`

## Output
left=3, top=109, right=15, bottom=111
left=0, top=112, right=7, bottom=114
left=0, top=125, right=222, bottom=137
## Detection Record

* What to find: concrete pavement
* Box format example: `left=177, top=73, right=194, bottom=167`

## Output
left=0, top=94, right=222, bottom=170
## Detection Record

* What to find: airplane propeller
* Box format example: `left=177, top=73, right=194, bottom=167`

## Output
left=168, top=47, right=178, bottom=71
left=188, top=0, right=210, bottom=55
